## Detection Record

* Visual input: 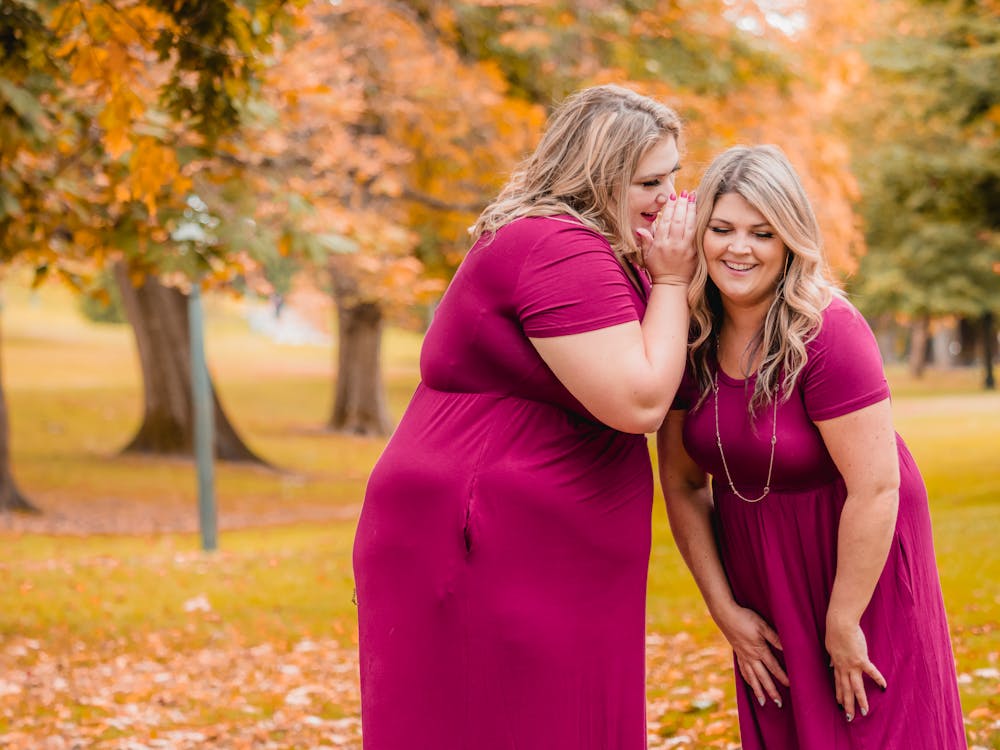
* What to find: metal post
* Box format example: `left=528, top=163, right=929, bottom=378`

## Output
left=984, top=311, right=996, bottom=391
left=188, top=283, right=218, bottom=550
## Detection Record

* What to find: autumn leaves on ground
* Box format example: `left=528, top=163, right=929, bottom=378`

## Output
left=2, top=283, right=999, bottom=750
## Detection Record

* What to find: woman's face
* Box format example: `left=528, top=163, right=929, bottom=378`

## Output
left=626, top=137, right=680, bottom=239
left=703, top=192, right=789, bottom=314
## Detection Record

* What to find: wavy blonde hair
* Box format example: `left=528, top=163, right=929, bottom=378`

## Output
left=688, top=145, right=843, bottom=412
left=471, top=84, right=682, bottom=265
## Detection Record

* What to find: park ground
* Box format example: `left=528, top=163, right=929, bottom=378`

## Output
left=0, top=277, right=998, bottom=749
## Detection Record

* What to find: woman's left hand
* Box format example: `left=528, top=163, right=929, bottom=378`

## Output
left=825, top=614, right=887, bottom=722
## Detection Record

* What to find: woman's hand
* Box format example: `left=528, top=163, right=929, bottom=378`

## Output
left=716, top=602, right=789, bottom=708
left=636, top=190, right=697, bottom=287
left=825, top=614, right=886, bottom=722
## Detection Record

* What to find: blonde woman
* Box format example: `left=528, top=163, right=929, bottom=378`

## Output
left=659, top=145, right=966, bottom=749
left=354, top=84, right=697, bottom=749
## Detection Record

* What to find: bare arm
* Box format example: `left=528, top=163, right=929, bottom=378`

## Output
left=814, top=397, right=898, bottom=721
left=531, top=195, right=696, bottom=434
left=657, top=410, right=789, bottom=705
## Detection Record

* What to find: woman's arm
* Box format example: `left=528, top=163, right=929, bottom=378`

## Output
left=530, top=196, right=696, bottom=434
left=658, top=410, right=789, bottom=706
left=814, top=397, right=898, bottom=721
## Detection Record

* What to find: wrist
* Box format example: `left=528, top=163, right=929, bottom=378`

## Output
left=826, top=604, right=862, bottom=629
left=650, top=274, right=690, bottom=287
left=708, top=596, right=741, bottom=625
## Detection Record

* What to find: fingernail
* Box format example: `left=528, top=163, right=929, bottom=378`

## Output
left=758, top=696, right=766, bottom=707
left=774, top=698, right=782, bottom=708
left=845, top=713, right=853, bottom=723
left=669, top=193, right=677, bottom=201
left=680, top=189, right=688, bottom=198
left=860, top=707, right=868, bottom=717
left=688, top=191, right=697, bottom=202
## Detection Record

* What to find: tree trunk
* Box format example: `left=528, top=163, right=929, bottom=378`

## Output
left=0, top=318, right=38, bottom=513
left=328, top=259, right=393, bottom=436
left=957, top=316, right=978, bottom=366
left=113, top=263, right=265, bottom=462
left=984, top=311, right=996, bottom=390
left=908, top=314, right=930, bottom=378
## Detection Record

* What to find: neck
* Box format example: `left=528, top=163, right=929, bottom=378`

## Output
left=720, top=300, right=770, bottom=339
left=717, top=301, right=771, bottom=377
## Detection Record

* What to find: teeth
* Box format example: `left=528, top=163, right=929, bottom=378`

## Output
left=724, top=261, right=754, bottom=271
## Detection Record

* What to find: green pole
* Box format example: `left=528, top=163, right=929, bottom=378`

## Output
left=188, top=283, right=217, bottom=551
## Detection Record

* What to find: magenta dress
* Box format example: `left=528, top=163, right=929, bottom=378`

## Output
left=353, top=216, right=654, bottom=749
left=674, top=297, right=967, bottom=749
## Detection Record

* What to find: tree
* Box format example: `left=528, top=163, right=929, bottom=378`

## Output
left=253, top=0, right=542, bottom=435
left=0, top=0, right=293, bottom=511
left=48, top=0, right=295, bottom=458
left=849, top=0, right=1000, bottom=380
left=0, top=0, right=69, bottom=511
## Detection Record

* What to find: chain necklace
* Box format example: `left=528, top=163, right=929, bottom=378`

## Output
left=712, top=369, right=778, bottom=503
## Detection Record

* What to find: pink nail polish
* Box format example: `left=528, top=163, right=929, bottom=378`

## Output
left=669, top=193, right=676, bottom=201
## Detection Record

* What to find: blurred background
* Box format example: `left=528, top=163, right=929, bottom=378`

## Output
left=0, top=1, right=998, bottom=748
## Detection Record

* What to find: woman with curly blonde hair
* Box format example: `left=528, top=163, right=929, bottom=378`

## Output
left=659, top=145, right=966, bottom=749
left=355, top=84, right=698, bottom=749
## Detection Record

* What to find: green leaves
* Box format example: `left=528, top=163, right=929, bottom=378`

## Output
left=852, top=0, right=1000, bottom=321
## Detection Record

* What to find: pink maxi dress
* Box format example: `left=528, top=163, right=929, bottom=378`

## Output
left=353, top=216, right=655, bottom=749
left=673, top=296, right=967, bottom=749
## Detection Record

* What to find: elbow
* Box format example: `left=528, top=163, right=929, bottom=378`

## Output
left=614, top=385, right=677, bottom=434
left=605, top=403, right=670, bottom=434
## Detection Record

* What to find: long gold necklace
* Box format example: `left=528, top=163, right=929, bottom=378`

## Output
left=712, top=369, right=778, bottom=503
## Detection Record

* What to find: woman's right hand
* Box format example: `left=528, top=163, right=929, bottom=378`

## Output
left=715, top=602, right=789, bottom=708
left=636, top=190, right=698, bottom=287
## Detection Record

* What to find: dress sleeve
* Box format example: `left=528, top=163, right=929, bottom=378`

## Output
left=802, top=298, right=891, bottom=421
left=515, top=221, right=641, bottom=338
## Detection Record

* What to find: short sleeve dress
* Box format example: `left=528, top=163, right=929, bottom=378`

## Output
left=673, top=297, right=967, bottom=749
left=353, top=216, right=655, bottom=750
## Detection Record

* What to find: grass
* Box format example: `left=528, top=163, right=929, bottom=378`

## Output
left=1, top=274, right=999, bottom=746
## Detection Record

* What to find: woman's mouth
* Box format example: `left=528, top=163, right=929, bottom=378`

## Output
left=723, top=260, right=756, bottom=272
left=640, top=212, right=658, bottom=223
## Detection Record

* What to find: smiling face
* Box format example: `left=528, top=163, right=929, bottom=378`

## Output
left=626, top=136, right=680, bottom=238
left=703, top=192, right=789, bottom=317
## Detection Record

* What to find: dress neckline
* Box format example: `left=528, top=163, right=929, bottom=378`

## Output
left=715, top=367, right=758, bottom=387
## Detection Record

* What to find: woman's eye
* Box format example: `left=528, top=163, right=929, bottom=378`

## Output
left=709, top=227, right=730, bottom=234
left=641, top=179, right=661, bottom=188
left=755, top=232, right=775, bottom=239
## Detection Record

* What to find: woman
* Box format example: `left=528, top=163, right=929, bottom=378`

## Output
left=658, top=144, right=967, bottom=749
left=354, top=84, right=698, bottom=749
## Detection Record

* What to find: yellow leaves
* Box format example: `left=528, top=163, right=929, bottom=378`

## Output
left=69, top=45, right=109, bottom=87
left=497, top=28, right=551, bottom=53
left=127, top=138, right=188, bottom=216
left=99, top=87, right=146, bottom=158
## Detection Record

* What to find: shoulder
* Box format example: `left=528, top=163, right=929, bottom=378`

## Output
left=809, top=294, right=876, bottom=353
left=498, top=214, right=609, bottom=246
left=800, top=294, right=889, bottom=419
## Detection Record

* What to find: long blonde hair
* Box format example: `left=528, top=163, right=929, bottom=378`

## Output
left=471, top=84, right=682, bottom=265
left=688, top=145, right=843, bottom=411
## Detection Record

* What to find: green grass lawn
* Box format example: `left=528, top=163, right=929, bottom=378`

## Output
left=1, top=276, right=998, bottom=748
